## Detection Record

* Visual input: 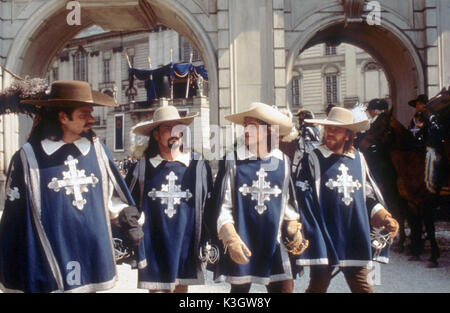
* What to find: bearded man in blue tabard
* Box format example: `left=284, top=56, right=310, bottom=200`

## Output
left=294, top=107, right=399, bottom=293
left=0, top=81, right=144, bottom=293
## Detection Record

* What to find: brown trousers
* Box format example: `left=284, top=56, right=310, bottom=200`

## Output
left=306, top=266, right=374, bottom=293
left=230, top=280, right=293, bottom=293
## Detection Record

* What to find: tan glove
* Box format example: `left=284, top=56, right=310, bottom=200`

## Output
left=218, top=223, right=252, bottom=264
left=371, top=209, right=399, bottom=239
left=284, top=220, right=308, bottom=256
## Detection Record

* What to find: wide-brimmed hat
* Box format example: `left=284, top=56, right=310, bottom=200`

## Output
left=408, top=94, right=428, bottom=108
left=367, top=98, right=388, bottom=111
left=294, top=108, right=315, bottom=119
left=305, top=106, right=369, bottom=132
left=133, top=105, right=198, bottom=136
left=21, top=80, right=117, bottom=107
left=225, top=102, right=294, bottom=136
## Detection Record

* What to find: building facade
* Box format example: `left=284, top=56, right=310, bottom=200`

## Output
left=46, top=26, right=209, bottom=160
left=290, top=42, right=389, bottom=117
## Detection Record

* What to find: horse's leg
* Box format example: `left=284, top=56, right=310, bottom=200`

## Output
left=395, top=196, right=408, bottom=253
left=423, top=197, right=440, bottom=267
left=406, top=206, right=423, bottom=261
left=390, top=195, right=407, bottom=252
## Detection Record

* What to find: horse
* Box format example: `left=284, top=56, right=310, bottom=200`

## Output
left=351, top=104, right=409, bottom=254
left=358, top=108, right=448, bottom=267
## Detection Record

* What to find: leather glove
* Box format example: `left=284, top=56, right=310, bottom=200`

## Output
left=283, top=220, right=308, bottom=256
left=218, top=223, right=252, bottom=264
left=371, top=209, right=399, bottom=239
left=118, top=206, right=144, bottom=248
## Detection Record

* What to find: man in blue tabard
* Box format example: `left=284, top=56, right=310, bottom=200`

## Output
left=127, top=105, right=213, bottom=293
left=294, top=107, right=399, bottom=293
left=0, top=80, right=144, bottom=293
left=212, top=102, right=308, bottom=293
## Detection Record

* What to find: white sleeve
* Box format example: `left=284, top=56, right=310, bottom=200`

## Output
left=107, top=179, right=129, bottom=219
left=217, top=175, right=235, bottom=234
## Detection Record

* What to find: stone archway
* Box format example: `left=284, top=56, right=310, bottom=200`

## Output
left=5, top=0, right=218, bottom=130
left=286, top=17, right=425, bottom=126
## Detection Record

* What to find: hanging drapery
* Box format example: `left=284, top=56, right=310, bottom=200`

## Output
left=127, top=62, right=208, bottom=105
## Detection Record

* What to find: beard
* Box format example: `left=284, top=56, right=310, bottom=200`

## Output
left=80, top=128, right=95, bottom=141
left=324, top=135, right=345, bottom=152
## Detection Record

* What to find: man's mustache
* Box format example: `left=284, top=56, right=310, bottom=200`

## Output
left=168, top=136, right=182, bottom=148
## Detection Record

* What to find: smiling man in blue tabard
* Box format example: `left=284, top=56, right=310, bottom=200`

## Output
left=0, top=81, right=144, bottom=293
left=127, top=105, right=213, bottom=293
left=212, top=102, right=308, bottom=293
left=294, top=107, right=399, bottom=293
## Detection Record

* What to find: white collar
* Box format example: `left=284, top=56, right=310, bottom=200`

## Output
left=317, top=144, right=355, bottom=159
left=237, top=148, right=284, bottom=161
left=41, top=137, right=91, bottom=156
left=149, top=152, right=191, bottom=168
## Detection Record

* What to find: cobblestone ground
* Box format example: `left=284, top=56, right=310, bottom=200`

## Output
left=105, top=221, right=450, bottom=293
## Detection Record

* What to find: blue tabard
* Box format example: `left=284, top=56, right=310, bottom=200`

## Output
left=135, top=156, right=204, bottom=290
left=217, top=156, right=294, bottom=285
left=295, top=148, right=389, bottom=268
left=0, top=139, right=135, bottom=293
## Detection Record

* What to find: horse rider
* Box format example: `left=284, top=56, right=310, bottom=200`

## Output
left=408, top=94, right=429, bottom=145
left=367, top=98, right=388, bottom=124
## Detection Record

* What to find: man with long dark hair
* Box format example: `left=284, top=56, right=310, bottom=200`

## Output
left=126, top=105, right=214, bottom=293
left=210, top=102, right=308, bottom=293
left=0, top=80, right=144, bottom=293
left=294, top=107, right=399, bottom=293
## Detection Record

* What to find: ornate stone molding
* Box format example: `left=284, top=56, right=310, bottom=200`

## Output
left=342, top=0, right=365, bottom=24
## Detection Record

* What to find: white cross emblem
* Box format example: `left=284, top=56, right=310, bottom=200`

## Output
left=325, top=163, right=362, bottom=206
left=296, top=180, right=310, bottom=191
left=148, top=171, right=193, bottom=218
left=7, top=187, right=20, bottom=201
left=47, top=155, right=99, bottom=211
left=410, top=125, right=421, bottom=137
left=238, top=168, right=282, bottom=215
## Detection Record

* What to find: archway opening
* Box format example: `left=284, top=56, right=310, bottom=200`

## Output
left=288, top=21, right=424, bottom=126
left=289, top=41, right=390, bottom=122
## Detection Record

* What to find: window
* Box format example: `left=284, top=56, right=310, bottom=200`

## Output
left=364, top=62, right=379, bottom=72
left=103, top=59, right=110, bottom=83
left=73, top=47, right=87, bottom=81
left=325, top=44, right=337, bottom=56
left=180, top=36, right=200, bottom=62
left=51, top=67, right=59, bottom=82
left=114, top=114, right=124, bottom=152
left=325, top=75, right=338, bottom=104
left=291, top=76, right=301, bottom=106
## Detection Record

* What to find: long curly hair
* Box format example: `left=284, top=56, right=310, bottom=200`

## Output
left=27, top=106, right=96, bottom=143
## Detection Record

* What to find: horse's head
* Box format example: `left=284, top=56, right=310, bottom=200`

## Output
left=360, top=108, right=422, bottom=153
left=358, top=109, right=394, bottom=153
